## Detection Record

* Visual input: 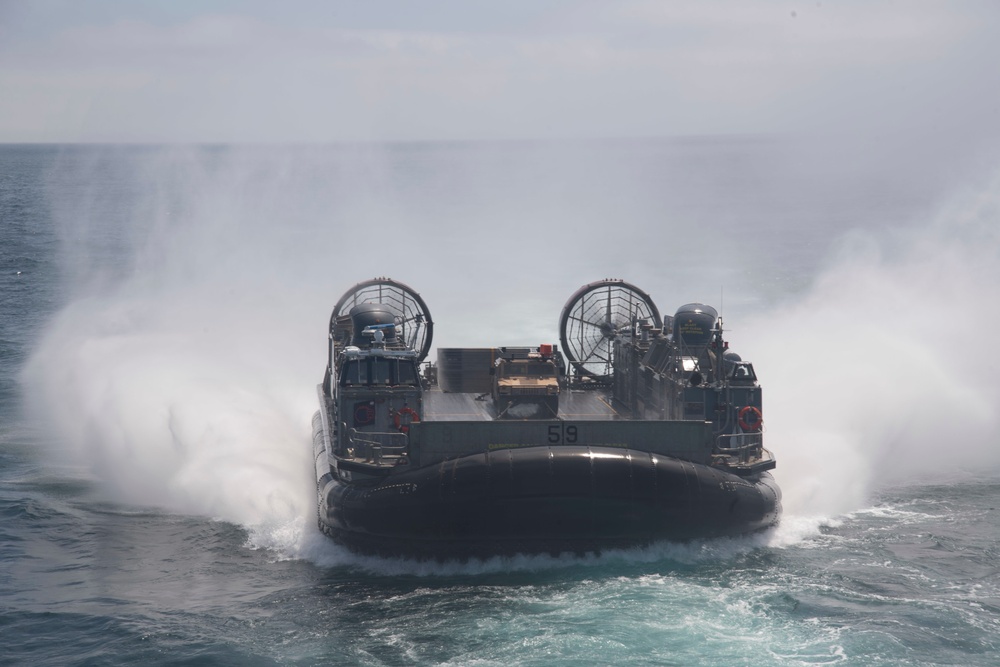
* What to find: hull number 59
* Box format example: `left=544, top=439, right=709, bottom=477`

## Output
left=547, top=423, right=579, bottom=444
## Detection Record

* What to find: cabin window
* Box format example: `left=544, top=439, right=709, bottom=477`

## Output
left=371, top=358, right=393, bottom=385
left=396, top=361, right=419, bottom=386
left=340, top=358, right=420, bottom=386
left=340, top=360, right=363, bottom=386
left=731, top=363, right=757, bottom=382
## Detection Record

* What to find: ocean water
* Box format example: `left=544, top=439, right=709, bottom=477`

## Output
left=2, top=139, right=999, bottom=666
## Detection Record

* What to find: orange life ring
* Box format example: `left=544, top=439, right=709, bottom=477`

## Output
left=738, top=405, right=763, bottom=431
left=394, top=407, right=420, bottom=433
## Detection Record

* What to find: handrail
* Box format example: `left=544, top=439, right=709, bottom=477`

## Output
left=714, top=432, right=763, bottom=464
left=348, top=428, right=408, bottom=464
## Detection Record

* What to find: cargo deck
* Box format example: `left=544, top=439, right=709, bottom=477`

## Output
left=422, top=387, right=623, bottom=422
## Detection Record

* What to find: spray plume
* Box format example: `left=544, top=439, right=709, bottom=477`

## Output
left=21, top=144, right=1000, bottom=568
left=745, top=170, right=1000, bottom=518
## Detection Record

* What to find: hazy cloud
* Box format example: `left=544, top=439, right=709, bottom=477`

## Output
left=0, top=0, right=997, bottom=142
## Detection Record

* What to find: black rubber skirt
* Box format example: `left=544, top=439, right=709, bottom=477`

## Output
left=317, top=444, right=781, bottom=559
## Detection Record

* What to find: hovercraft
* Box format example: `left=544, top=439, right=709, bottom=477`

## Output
left=313, top=278, right=780, bottom=559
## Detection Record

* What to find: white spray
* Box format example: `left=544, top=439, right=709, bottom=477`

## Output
left=744, top=169, right=1000, bottom=522
left=21, top=143, right=1000, bottom=568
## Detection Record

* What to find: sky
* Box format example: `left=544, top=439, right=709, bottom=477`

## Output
left=1, top=0, right=999, bottom=144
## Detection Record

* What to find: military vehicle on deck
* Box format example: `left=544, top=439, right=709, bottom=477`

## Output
left=491, top=345, right=561, bottom=419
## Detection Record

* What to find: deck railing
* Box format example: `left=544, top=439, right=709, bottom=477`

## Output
left=714, top=432, right=764, bottom=463
left=348, top=428, right=409, bottom=464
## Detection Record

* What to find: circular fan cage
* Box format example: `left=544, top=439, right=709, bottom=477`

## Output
left=559, top=279, right=661, bottom=382
left=329, top=277, right=434, bottom=363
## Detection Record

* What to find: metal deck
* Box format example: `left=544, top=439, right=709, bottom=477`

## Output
left=422, top=388, right=624, bottom=422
